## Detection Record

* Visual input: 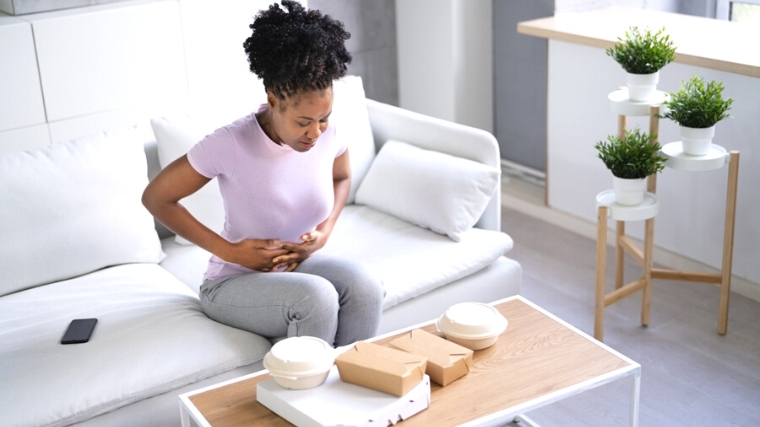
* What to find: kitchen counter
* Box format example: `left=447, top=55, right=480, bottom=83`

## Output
left=517, top=6, right=760, bottom=78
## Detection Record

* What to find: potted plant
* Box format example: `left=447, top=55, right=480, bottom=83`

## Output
left=658, top=74, right=734, bottom=155
left=595, top=128, right=666, bottom=206
left=606, top=26, right=676, bottom=102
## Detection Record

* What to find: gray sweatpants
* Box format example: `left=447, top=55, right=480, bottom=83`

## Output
left=199, top=254, right=385, bottom=347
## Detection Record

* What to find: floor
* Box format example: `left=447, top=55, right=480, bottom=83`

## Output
left=499, top=177, right=760, bottom=427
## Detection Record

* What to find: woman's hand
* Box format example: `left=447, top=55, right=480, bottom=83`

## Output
left=224, top=239, right=291, bottom=272
left=275, top=231, right=327, bottom=272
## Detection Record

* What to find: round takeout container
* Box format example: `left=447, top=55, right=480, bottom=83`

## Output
left=436, top=302, right=508, bottom=350
left=263, top=336, right=335, bottom=390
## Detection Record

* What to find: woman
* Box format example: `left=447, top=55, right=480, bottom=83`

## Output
left=142, top=0, right=384, bottom=347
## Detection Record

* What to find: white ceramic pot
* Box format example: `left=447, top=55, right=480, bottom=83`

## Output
left=626, top=71, right=659, bottom=102
left=613, top=176, right=647, bottom=206
left=680, top=125, right=715, bottom=156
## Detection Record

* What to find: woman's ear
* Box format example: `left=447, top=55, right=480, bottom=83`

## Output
left=266, top=91, right=278, bottom=110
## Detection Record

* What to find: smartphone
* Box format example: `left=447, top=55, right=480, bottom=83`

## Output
left=61, top=318, right=98, bottom=344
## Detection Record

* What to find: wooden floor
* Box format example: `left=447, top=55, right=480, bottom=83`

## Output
left=501, top=206, right=760, bottom=426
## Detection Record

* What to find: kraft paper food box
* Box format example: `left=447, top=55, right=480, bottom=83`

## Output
left=335, top=341, right=428, bottom=397
left=389, top=329, right=473, bottom=386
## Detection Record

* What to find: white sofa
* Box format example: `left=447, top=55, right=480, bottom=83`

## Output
left=0, top=77, right=521, bottom=427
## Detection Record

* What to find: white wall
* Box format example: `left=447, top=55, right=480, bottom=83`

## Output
left=0, top=0, right=276, bottom=154
left=546, top=39, right=760, bottom=293
left=395, top=0, right=493, bottom=133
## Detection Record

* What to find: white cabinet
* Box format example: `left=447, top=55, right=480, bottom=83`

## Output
left=27, top=1, right=188, bottom=123
left=0, top=17, right=46, bottom=134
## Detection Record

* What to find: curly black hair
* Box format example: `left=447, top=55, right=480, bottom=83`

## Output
left=243, top=0, right=351, bottom=100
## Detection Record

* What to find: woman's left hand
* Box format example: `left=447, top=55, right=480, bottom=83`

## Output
left=274, top=231, right=327, bottom=272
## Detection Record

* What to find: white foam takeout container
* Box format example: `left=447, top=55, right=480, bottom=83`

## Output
left=263, top=336, right=336, bottom=390
left=436, top=302, right=508, bottom=350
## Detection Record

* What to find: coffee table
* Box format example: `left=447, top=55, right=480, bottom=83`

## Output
left=179, top=296, right=641, bottom=426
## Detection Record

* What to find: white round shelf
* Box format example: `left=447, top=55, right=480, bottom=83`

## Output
left=608, top=89, right=669, bottom=117
left=596, top=190, right=659, bottom=221
left=660, top=142, right=728, bottom=172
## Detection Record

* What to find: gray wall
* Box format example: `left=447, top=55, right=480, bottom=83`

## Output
left=310, top=0, right=399, bottom=106
left=493, top=0, right=554, bottom=172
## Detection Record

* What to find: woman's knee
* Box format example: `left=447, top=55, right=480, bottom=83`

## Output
left=341, top=262, right=385, bottom=306
left=293, top=275, right=340, bottom=312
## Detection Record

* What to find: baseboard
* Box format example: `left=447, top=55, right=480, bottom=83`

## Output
left=500, top=159, right=546, bottom=187
left=501, top=190, right=760, bottom=304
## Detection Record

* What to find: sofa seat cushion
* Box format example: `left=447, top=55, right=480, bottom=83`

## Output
left=321, top=205, right=514, bottom=310
left=160, top=206, right=514, bottom=311
left=0, top=264, right=271, bottom=427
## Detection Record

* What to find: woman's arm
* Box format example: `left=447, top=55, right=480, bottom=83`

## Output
left=315, top=148, right=351, bottom=240
left=142, top=155, right=289, bottom=271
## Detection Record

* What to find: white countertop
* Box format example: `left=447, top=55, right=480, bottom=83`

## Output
left=517, top=6, right=760, bottom=78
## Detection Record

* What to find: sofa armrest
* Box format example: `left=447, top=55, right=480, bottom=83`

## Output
left=365, top=98, right=502, bottom=232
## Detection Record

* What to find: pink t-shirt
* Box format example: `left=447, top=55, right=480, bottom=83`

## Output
left=187, top=106, right=347, bottom=281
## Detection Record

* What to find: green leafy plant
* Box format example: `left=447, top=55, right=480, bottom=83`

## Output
left=605, top=26, right=676, bottom=74
left=595, top=128, right=666, bottom=179
left=658, top=74, right=734, bottom=128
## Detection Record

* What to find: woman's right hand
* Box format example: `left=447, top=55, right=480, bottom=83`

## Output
left=225, top=239, right=292, bottom=272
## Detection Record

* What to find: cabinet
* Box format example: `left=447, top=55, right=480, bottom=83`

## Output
left=594, top=89, right=740, bottom=341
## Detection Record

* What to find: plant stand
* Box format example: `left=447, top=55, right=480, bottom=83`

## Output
left=594, top=89, right=740, bottom=342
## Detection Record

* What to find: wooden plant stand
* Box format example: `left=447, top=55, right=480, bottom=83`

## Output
left=594, top=90, right=740, bottom=342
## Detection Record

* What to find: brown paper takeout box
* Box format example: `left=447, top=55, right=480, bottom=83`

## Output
left=389, top=329, right=473, bottom=386
left=334, top=341, right=428, bottom=397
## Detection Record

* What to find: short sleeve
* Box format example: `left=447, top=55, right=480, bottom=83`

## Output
left=186, top=126, right=236, bottom=179
left=332, top=123, right=348, bottom=158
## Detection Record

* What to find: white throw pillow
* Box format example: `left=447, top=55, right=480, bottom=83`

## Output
left=0, top=128, right=164, bottom=297
left=151, top=113, right=226, bottom=245
left=355, top=140, right=500, bottom=242
left=331, top=75, right=376, bottom=204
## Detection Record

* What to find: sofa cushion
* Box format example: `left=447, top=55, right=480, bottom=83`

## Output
left=0, top=263, right=271, bottom=427
left=331, top=75, right=376, bottom=204
left=151, top=113, right=226, bottom=245
left=321, top=205, right=513, bottom=310
left=0, top=128, right=164, bottom=297
left=355, top=140, right=500, bottom=242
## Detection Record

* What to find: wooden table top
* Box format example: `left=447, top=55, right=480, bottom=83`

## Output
left=186, top=296, right=635, bottom=426
left=517, top=6, right=760, bottom=78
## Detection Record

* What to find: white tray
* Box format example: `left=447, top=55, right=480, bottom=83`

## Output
left=660, top=141, right=728, bottom=172
left=608, top=89, right=669, bottom=117
left=596, top=189, right=659, bottom=222
left=257, top=367, right=431, bottom=427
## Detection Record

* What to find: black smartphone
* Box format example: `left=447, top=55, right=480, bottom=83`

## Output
left=61, top=318, right=98, bottom=344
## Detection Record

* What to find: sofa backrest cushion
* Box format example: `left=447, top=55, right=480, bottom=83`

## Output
left=355, top=140, right=500, bottom=242
left=0, top=128, right=164, bottom=296
left=330, top=75, right=376, bottom=204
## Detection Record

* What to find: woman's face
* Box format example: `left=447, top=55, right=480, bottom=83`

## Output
left=269, top=87, right=333, bottom=152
